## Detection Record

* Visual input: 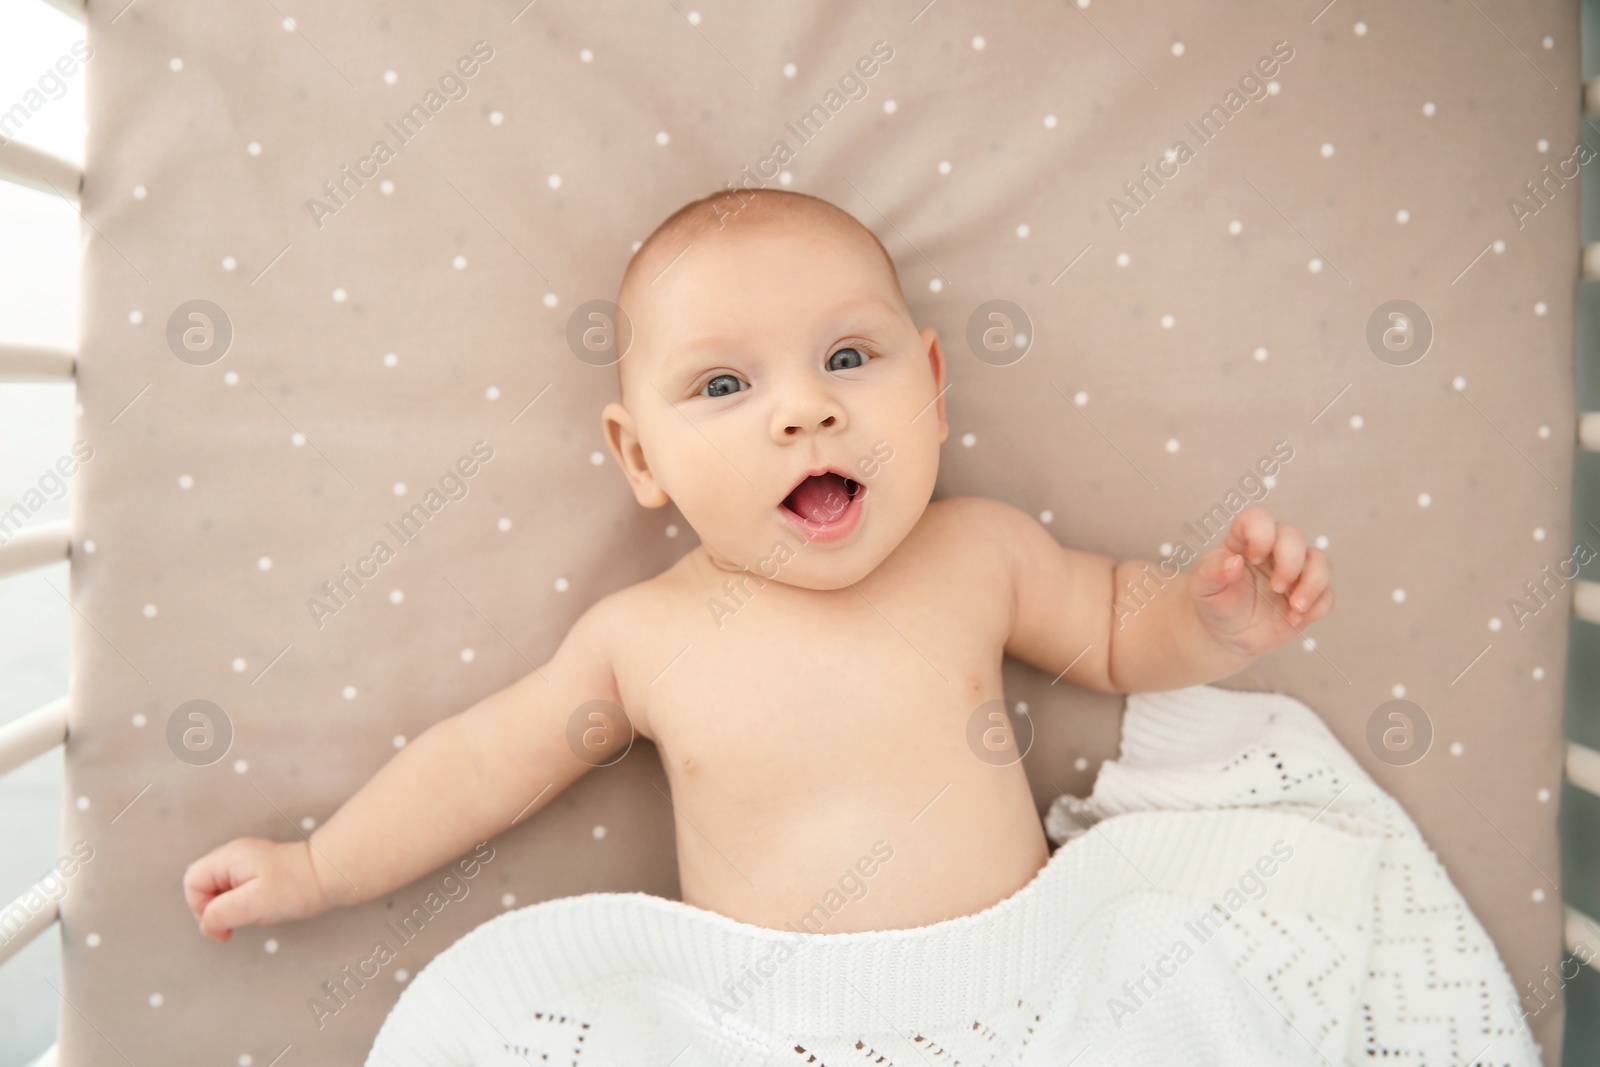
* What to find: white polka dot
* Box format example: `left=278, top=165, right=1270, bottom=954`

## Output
left=1417, top=492, right=1431, bottom=507
left=1309, top=258, right=1323, bottom=273
left=1489, top=616, right=1503, bottom=632
left=1452, top=376, right=1466, bottom=391
left=234, top=759, right=248, bottom=773
left=1535, top=301, right=1548, bottom=316
left=1074, top=756, right=1089, bottom=771
left=1422, top=101, right=1436, bottom=116
left=778, top=171, right=793, bottom=186
left=1302, top=637, right=1317, bottom=651
left=395, top=969, right=409, bottom=982
left=488, top=111, right=504, bottom=126
left=143, top=604, right=157, bottom=618
left=1267, top=81, right=1280, bottom=94
left=547, top=174, right=562, bottom=189
left=1015, top=223, right=1030, bottom=238
left=666, top=523, right=679, bottom=537
left=222, top=256, right=237, bottom=271
left=501, top=893, right=516, bottom=907
left=1543, top=35, right=1555, bottom=49
left=149, top=992, right=164, bottom=1007
left=292, top=432, right=305, bottom=447
left=593, top=824, right=607, bottom=839
left=1538, top=787, right=1552, bottom=803
left=178, top=474, right=193, bottom=489
left=1533, top=666, right=1546, bottom=681
left=76, top=795, right=89, bottom=810
left=937, top=160, right=952, bottom=175
left=1040, top=510, right=1054, bottom=524
left=380, top=180, right=394, bottom=195
left=655, top=131, right=670, bottom=146
left=264, top=939, right=278, bottom=954
left=1354, top=21, right=1367, bottom=35
left=393, top=735, right=406, bottom=748
left=131, top=712, right=147, bottom=726
left=928, top=278, right=943, bottom=293
left=257, top=556, right=272, bottom=570
left=1262, top=475, right=1276, bottom=489
left=1044, top=114, right=1058, bottom=129
left=1229, top=220, right=1243, bottom=235
left=1116, top=252, right=1130, bottom=267
left=1450, top=741, right=1464, bottom=756
left=686, top=10, right=700, bottom=24
left=1493, top=240, right=1506, bottom=253
left=461, top=648, right=475, bottom=662
left=589, top=450, right=605, bottom=466
left=1392, top=683, right=1406, bottom=698
left=1170, top=41, right=1184, bottom=56
left=1320, top=143, right=1334, bottom=158
left=389, top=589, right=404, bottom=604
left=383, top=352, right=398, bottom=367
left=1165, top=438, right=1179, bottom=453
left=82, top=539, right=95, bottom=553
left=497, top=517, right=512, bottom=532
left=579, top=49, right=594, bottom=62
left=231, top=658, right=246, bottom=672
left=332, top=288, right=347, bottom=303
left=554, top=577, right=570, bottom=592
left=342, top=685, right=356, bottom=700
left=169, top=58, right=183, bottom=72
left=883, top=99, right=897, bottom=114
left=1076, top=0, right=1089, bottom=7
left=453, top=255, right=467, bottom=270
left=128, top=310, right=143, bottom=325
left=1349, top=414, right=1363, bottom=429
left=1073, top=391, right=1088, bottom=406
left=782, top=62, right=797, bottom=77
left=961, top=432, right=977, bottom=447
left=281, top=16, right=296, bottom=31
left=1537, top=138, right=1550, bottom=153
left=542, top=292, right=559, bottom=308
left=132, top=185, right=147, bottom=199
left=299, top=816, right=314, bottom=831
left=384, top=70, right=398, bottom=85
left=1533, top=887, right=1547, bottom=902
left=1392, top=589, right=1406, bottom=603
left=86, top=932, right=100, bottom=947
left=1396, top=209, right=1409, bottom=224
left=971, top=35, right=986, bottom=50
left=1533, top=527, right=1546, bottom=541
left=1160, top=314, right=1175, bottom=329
left=1315, top=534, right=1329, bottom=551
left=393, top=482, right=406, bottom=495
left=486, top=386, right=500, bottom=400
left=246, top=141, right=261, bottom=156
left=1253, top=346, right=1268, bottom=362
left=1159, top=543, right=1173, bottom=557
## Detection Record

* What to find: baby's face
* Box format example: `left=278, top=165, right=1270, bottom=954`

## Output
left=602, top=220, right=948, bottom=590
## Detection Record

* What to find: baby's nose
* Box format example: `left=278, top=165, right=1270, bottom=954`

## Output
left=783, top=413, right=837, bottom=436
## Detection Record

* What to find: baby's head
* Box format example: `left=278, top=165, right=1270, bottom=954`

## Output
left=600, top=189, right=948, bottom=591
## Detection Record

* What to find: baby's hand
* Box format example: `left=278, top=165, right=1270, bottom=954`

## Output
left=183, top=837, right=331, bottom=943
left=1187, top=506, right=1332, bottom=655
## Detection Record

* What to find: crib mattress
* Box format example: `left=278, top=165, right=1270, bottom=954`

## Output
left=65, top=1, right=1577, bottom=1064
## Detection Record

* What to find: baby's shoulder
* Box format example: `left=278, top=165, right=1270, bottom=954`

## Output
left=918, top=494, right=1039, bottom=548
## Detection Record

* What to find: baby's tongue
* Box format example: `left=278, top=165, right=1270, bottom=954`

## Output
left=787, top=472, right=851, bottom=523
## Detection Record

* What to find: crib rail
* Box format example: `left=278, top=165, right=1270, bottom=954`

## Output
left=0, top=521, right=70, bottom=580
left=0, top=874, right=61, bottom=969
left=38, top=0, right=84, bottom=24
left=0, top=141, right=81, bottom=203
left=0, top=344, right=75, bottom=382
left=0, top=697, right=67, bottom=779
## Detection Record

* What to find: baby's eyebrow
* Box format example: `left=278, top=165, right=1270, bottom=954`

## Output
left=677, top=295, right=901, bottom=354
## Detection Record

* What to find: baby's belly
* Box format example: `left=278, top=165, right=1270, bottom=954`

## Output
left=668, top=751, right=1052, bottom=933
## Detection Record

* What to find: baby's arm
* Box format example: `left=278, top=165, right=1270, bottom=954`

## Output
left=984, top=499, right=1332, bottom=693
left=183, top=598, right=624, bottom=941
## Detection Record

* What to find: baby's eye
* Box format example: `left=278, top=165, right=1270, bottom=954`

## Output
left=702, top=373, right=746, bottom=398
left=827, top=346, right=868, bottom=371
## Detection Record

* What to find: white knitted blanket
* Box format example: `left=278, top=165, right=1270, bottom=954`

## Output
left=365, top=685, right=1541, bottom=1067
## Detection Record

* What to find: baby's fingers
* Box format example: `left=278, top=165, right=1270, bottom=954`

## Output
left=1287, top=548, right=1329, bottom=614
left=1268, top=524, right=1307, bottom=596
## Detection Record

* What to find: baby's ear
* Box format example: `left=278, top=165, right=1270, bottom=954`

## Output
left=918, top=327, right=949, bottom=445
left=600, top=402, right=671, bottom=508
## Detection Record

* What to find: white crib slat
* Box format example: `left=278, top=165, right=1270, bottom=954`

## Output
left=1581, top=412, right=1600, bottom=451
left=1570, top=741, right=1600, bottom=800
left=0, top=140, right=80, bottom=202
left=0, top=521, right=70, bottom=579
left=0, top=697, right=68, bottom=779
left=1584, top=243, right=1600, bottom=281
left=1576, top=580, right=1600, bottom=626
left=22, top=1043, right=57, bottom=1067
left=0, top=877, right=60, bottom=968
left=0, top=344, right=75, bottom=382
left=38, top=0, right=86, bottom=23
left=1567, top=905, right=1599, bottom=961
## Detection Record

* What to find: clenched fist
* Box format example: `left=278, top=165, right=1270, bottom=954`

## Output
left=1187, top=505, right=1334, bottom=656
left=183, top=837, right=331, bottom=943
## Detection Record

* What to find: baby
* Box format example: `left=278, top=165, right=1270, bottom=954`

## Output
left=184, top=188, right=1333, bottom=942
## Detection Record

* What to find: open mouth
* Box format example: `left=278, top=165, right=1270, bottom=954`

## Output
left=778, top=470, right=865, bottom=538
